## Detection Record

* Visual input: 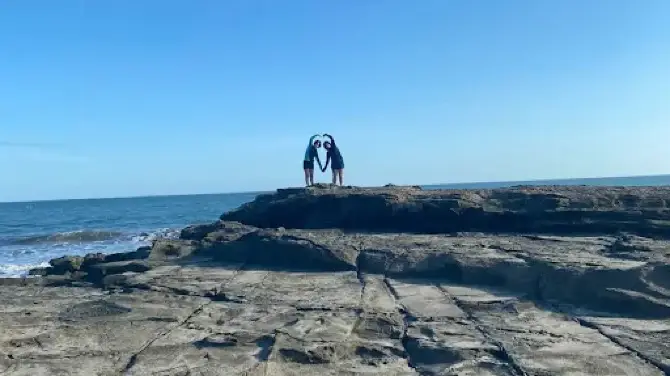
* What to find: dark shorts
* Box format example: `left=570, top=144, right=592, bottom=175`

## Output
left=303, top=160, right=314, bottom=170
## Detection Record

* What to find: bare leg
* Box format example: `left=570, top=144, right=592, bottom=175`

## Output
left=331, top=170, right=337, bottom=185
left=337, top=169, right=344, bottom=186
left=304, top=169, right=310, bottom=186
left=309, top=169, right=315, bottom=186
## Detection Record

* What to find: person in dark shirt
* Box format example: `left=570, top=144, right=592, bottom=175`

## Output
left=321, top=133, right=344, bottom=186
left=303, top=134, right=323, bottom=186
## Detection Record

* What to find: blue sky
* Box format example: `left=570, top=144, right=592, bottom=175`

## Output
left=1, top=1, right=669, bottom=201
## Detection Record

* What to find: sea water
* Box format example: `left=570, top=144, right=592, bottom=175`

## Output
left=2, top=175, right=669, bottom=277
left=0, top=192, right=260, bottom=277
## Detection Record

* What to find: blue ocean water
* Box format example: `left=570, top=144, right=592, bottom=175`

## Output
left=0, top=192, right=260, bottom=277
left=1, top=174, right=669, bottom=277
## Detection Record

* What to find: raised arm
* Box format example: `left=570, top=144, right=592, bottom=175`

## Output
left=308, top=134, right=319, bottom=145
left=321, top=150, right=330, bottom=172
left=315, top=149, right=324, bottom=171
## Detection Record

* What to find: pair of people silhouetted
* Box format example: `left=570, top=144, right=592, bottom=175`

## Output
left=302, top=133, right=344, bottom=186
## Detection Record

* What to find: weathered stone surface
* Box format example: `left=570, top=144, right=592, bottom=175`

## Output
left=180, top=227, right=670, bottom=319
left=180, top=220, right=256, bottom=243
left=8, top=185, right=670, bottom=375
left=4, top=265, right=668, bottom=375
left=578, top=316, right=670, bottom=374
left=222, top=185, right=670, bottom=237
left=103, top=245, right=151, bottom=263
left=149, top=239, right=199, bottom=260
left=199, top=228, right=360, bottom=272
left=37, top=247, right=153, bottom=279
left=86, top=260, right=151, bottom=284
left=48, top=255, right=84, bottom=274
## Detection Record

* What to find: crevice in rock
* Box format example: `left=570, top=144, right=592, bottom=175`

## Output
left=151, top=364, right=194, bottom=375
left=383, top=278, right=400, bottom=301
left=274, top=330, right=332, bottom=344
left=115, top=283, right=206, bottom=300
left=487, top=347, right=528, bottom=376
left=121, top=300, right=210, bottom=374
left=259, top=234, right=357, bottom=272
left=255, top=335, right=275, bottom=362
left=355, top=252, right=366, bottom=305
left=257, top=334, right=276, bottom=376
left=382, top=278, right=420, bottom=373
left=439, top=287, right=528, bottom=376
left=295, top=306, right=334, bottom=312
left=113, top=266, right=253, bottom=306
left=9, top=349, right=115, bottom=361
left=574, top=318, right=670, bottom=376
left=398, top=311, right=418, bottom=371
left=33, top=336, right=44, bottom=351
left=158, top=285, right=195, bottom=297
left=522, top=235, right=566, bottom=243
left=277, top=348, right=331, bottom=365
left=8, top=335, right=46, bottom=351
left=208, top=293, right=246, bottom=304
left=146, top=316, right=179, bottom=323
left=120, top=266, right=250, bottom=374
left=194, top=335, right=238, bottom=349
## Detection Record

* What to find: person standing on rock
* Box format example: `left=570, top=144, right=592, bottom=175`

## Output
left=321, top=133, right=345, bottom=186
left=303, top=134, right=323, bottom=186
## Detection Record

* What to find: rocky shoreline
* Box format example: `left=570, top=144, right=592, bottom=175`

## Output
left=2, top=185, right=670, bottom=375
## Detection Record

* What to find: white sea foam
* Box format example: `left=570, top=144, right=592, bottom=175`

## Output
left=0, top=261, right=50, bottom=278
left=0, top=227, right=180, bottom=278
left=129, top=228, right=180, bottom=243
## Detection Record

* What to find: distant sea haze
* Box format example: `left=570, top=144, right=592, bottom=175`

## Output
left=428, top=174, right=670, bottom=190
left=1, top=174, right=669, bottom=277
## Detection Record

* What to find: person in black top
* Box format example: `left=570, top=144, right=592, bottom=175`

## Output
left=321, top=133, right=345, bottom=186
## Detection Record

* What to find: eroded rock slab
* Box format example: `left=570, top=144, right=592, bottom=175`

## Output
left=0, top=283, right=208, bottom=376
left=4, top=263, right=670, bottom=375
left=177, top=229, right=670, bottom=319
left=34, top=224, right=670, bottom=319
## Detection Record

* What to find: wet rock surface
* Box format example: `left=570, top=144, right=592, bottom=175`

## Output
left=2, top=185, right=670, bottom=375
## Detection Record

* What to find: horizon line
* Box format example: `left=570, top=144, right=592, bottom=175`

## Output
left=1, top=172, right=669, bottom=205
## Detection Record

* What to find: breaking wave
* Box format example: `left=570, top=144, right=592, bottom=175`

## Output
left=9, top=230, right=125, bottom=245
left=0, top=262, right=50, bottom=278
left=0, top=228, right=180, bottom=278
left=6, top=228, right=180, bottom=246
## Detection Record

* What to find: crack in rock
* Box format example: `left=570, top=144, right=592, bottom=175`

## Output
left=120, top=301, right=210, bottom=375
left=438, top=286, right=529, bottom=376
left=120, top=266, right=250, bottom=375
left=382, top=278, right=419, bottom=372
left=9, top=350, right=115, bottom=361
left=355, top=252, right=367, bottom=305
left=574, top=317, right=670, bottom=376
left=256, top=334, right=276, bottom=376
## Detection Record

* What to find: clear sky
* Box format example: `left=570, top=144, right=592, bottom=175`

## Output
left=1, top=1, right=669, bottom=202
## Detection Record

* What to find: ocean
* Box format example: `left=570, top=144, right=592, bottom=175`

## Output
left=2, top=174, right=670, bottom=277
